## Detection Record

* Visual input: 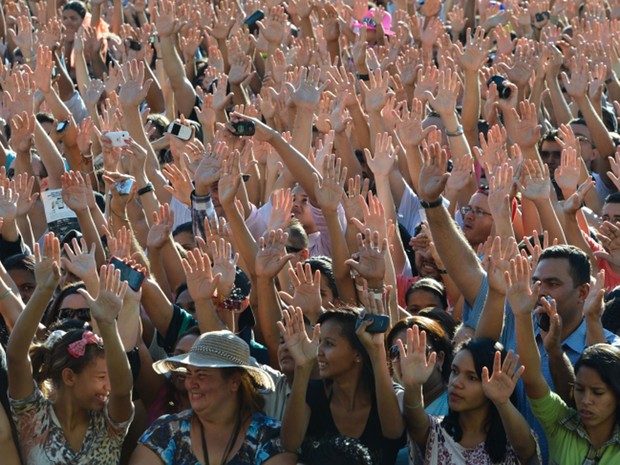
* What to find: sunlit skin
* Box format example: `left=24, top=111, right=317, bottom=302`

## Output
left=573, top=366, right=618, bottom=448
left=406, top=289, right=444, bottom=315
left=291, top=185, right=318, bottom=234
left=183, top=366, right=240, bottom=417
left=447, top=350, right=489, bottom=415
left=462, top=193, right=493, bottom=248
left=64, top=356, right=110, bottom=412
left=317, top=320, right=362, bottom=382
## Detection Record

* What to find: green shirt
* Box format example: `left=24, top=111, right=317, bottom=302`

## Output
left=530, top=390, right=620, bottom=465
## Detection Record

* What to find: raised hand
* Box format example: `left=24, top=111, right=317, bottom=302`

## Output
left=210, top=238, right=238, bottom=299
left=487, top=163, right=514, bottom=219
left=61, top=237, right=97, bottom=283
left=280, top=262, right=323, bottom=321
left=13, top=173, right=38, bottom=217
left=79, top=265, right=128, bottom=325
left=104, top=225, right=131, bottom=260
left=366, top=132, right=397, bottom=178
left=418, top=142, right=450, bottom=203
left=424, top=68, right=460, bottom=117
left=483, top=235, right=518, bottom=295
left=395, top=98, right=434, bottom=147
left=61, top=171, right=89, bottom=213
left=147, top=203, right=174, bottom=251
left=342, top=175, right=370, bottom=222
left=182, top=248, right=222, bottom=302
left=268, top=188, right=293, bottom=232
left=118, top=59, right=152, bottom=108
left=562, top=177, right=595, bottom=216
left=194, top=142, right=224, bottom=195
left=456, top=27, right=491, bottom=73
left=313, top=154, right=347, bottom=213
left=276, top=306, right=320, bottom=368
left=217, top=150, right=242, bottom=207
left=255, top=229, right=295, bottom=279
left=34, top=232, right=61, bottom=291
left=481, top=350, right=524, bottom=406
left=360, top=69, right=394, bottom=113
left=519, top=159, right=551, bottom=201
left=345, top=229, right=387, bottom=284
left=505, top=254, right=540, bottom=316
left=555, top=146, right=581, bottom=197
left=398, top=325, right=437, bottom=387
left=351, top=192, right=388, bottom=243
left=595, top=222, right=620, bottom=267
left=289, top=65, right=328, bottom=110
left=0, top=186, right=18, bottom=222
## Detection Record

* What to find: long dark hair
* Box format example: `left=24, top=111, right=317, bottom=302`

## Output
left=441, top=338, right=517, bottom=464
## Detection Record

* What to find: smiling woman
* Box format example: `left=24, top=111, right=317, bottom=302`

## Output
left=130, top=330, right=295, bottom=465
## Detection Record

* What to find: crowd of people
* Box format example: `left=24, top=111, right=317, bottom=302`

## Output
left=0, top=0, right=619, bottom=463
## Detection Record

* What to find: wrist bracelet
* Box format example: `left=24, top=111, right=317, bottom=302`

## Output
left=80, top=169, right=94, bottom=175
left=405, top=401, right=423, bottom=410
left=82, top=152, right=93, bottom=160
left=445, top=125, right=464, bottom=137
left=438, top=268, right=448, bottom=274
left=137, top=183, right=154, bottom=195
left=0, top=289, right=12, bottom=301
left=420, top=196, right=443, bottom=209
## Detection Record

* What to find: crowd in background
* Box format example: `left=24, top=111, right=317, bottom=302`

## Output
left=0, top=0, right=619, bottom=464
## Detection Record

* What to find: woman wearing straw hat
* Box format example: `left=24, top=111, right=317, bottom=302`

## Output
left=129, top=330, right=296, bottom=465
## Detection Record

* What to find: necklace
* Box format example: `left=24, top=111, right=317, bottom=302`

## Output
left=198, top=412, right=243, bottom=465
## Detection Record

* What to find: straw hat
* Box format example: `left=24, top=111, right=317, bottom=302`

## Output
left=153, top=330, right=274, bottom=391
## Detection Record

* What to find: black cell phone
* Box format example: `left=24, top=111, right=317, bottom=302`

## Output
left=538, top=313, right=550, bottom=332
left=486, top=75, right=511, bottom=99
left=109, top=256, right=145, bottom=291
left=244, top=9, right=264, bottom=35
left=127, top=39, right=142, bottom=51
left=535, top=11, right=550, bottom=22
left=56, top=120, right=70, bottom=133
left=230, top=120, right=256, bottom=136
left=355, top=313, right=390, bottom=333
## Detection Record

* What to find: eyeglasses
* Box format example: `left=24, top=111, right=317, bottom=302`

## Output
left=58, top=307, right=91, bottom=321
left=460, top=206, right=492, bottom=218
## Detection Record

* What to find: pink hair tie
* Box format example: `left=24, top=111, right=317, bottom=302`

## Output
left=67, top=331, right=102, bottom=358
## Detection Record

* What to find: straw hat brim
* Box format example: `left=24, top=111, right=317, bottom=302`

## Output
left=152, top=352, right=274, bottom=391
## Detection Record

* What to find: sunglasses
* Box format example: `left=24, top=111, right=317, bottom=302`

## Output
left=58, top=307, right=91, bottom=322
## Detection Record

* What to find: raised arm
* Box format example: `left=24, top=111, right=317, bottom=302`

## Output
left=399, top=325, right=435, bottom=448
left=481, top=350, right=537, bottom=464
left=417, top=142, right=485, bottom=307
left=506, top=255, right=549, bottom=400
left=278, top=307, right=319, bottom=452
left=79, top=264, right=133, bottom=422
left=7, top=233, right=60, bottom=401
